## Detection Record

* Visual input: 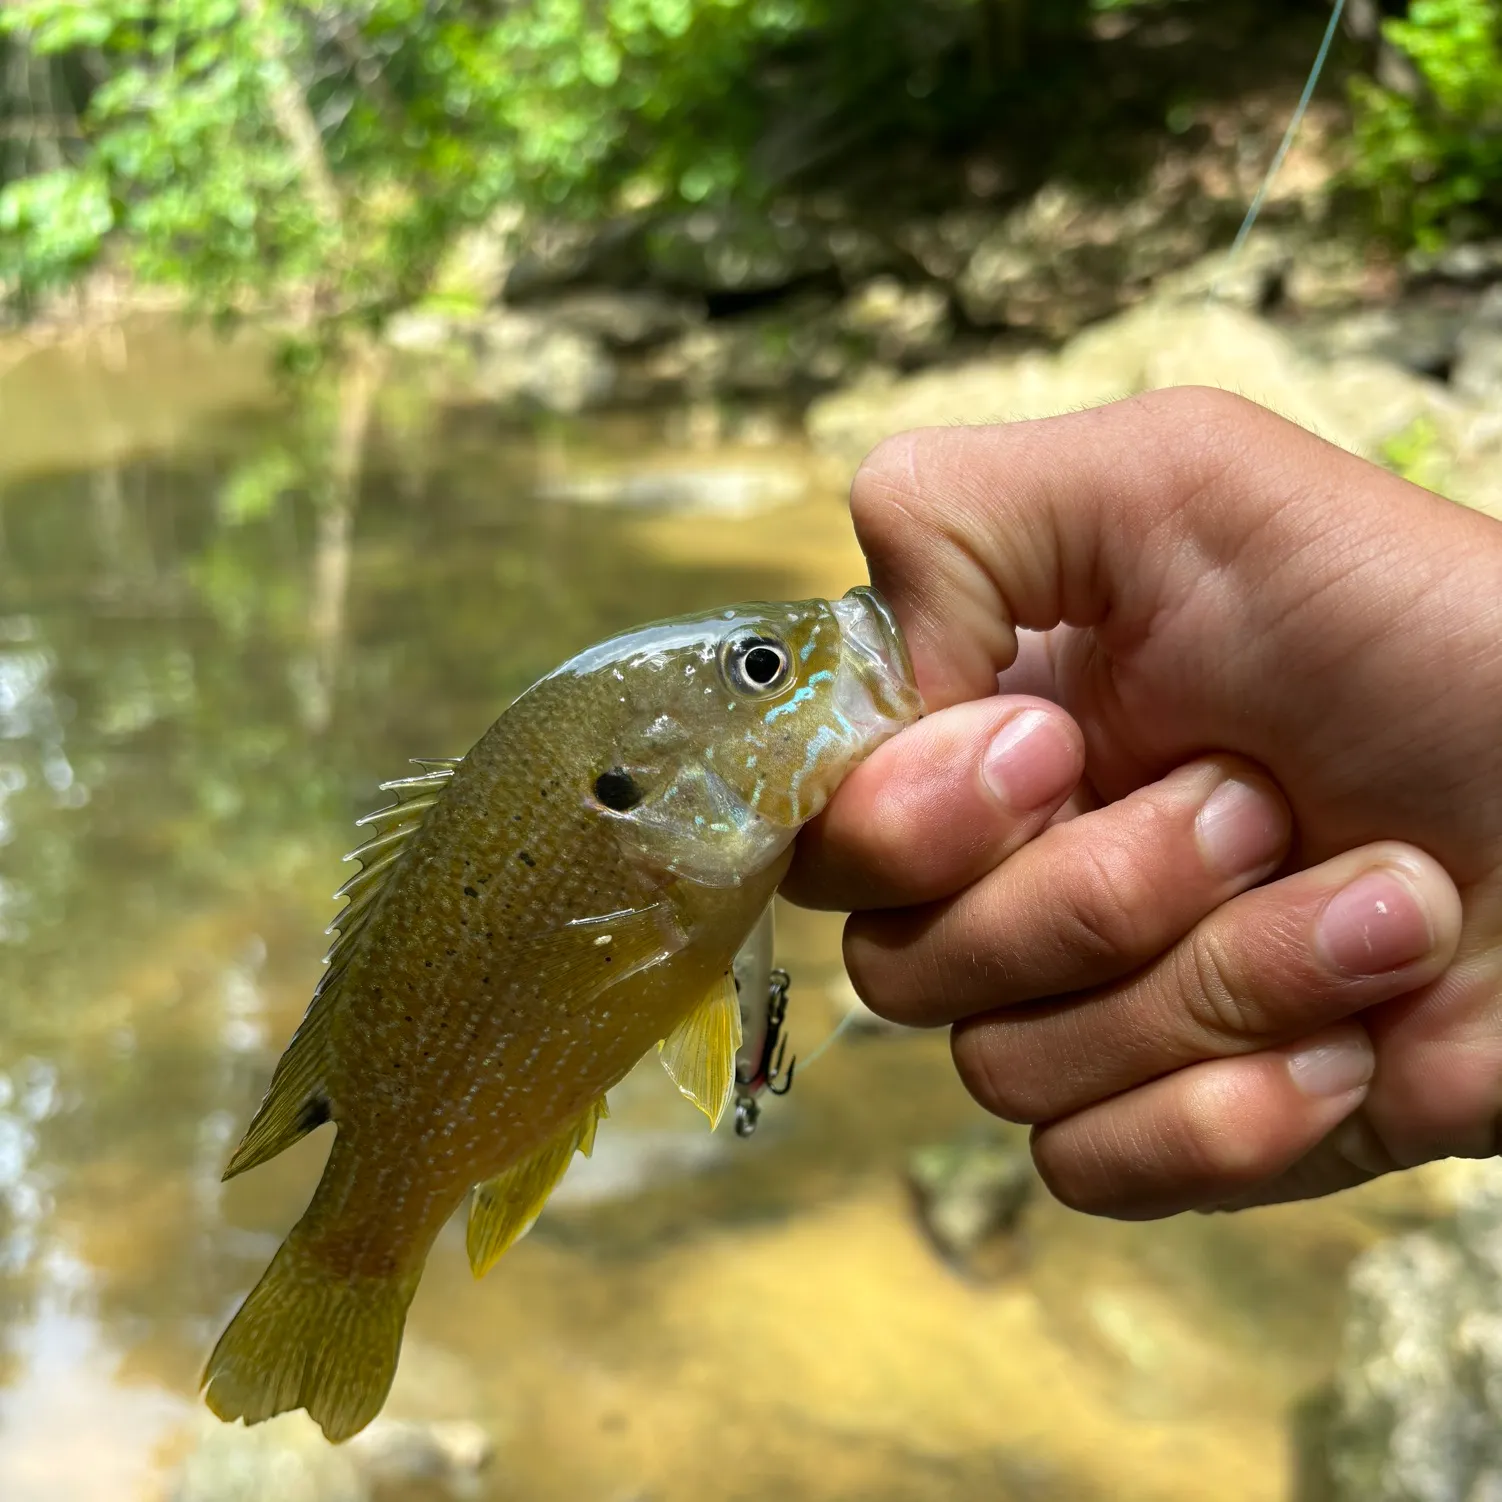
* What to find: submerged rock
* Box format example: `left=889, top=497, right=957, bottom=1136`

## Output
left=907, top=1134, right=1038, bottom=1280
left=170, top=1413, right=367, bottom=1502
left=169, top=1411, right=493, bottom=1502
left=1324, top=1160, right=1502, bottom=1502
left=347, top=1419, right=493, bottom=1497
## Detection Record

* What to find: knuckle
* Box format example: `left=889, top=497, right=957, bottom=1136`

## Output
left=952, top=1022, right=1052, bottom=1125
left=1174, top=1077, right=1268, bottom=1187
left=1031, top=1127, right=1121, bottom=1216
left=1133, top=384, right=1265, bottom=449
left=842, top=916, right=949, bottom=1027
left=1179, top=926, right=1265, bottom=1043
left=1054, top=832, right=1168, bottom=965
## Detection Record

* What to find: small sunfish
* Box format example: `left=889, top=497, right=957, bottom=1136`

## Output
left=203, top=586, right=920, bottom=1442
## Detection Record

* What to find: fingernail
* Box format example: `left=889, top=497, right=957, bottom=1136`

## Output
left=1194, top=775, right=1288, bottom=880
left=982, top=709, right=1076, bottom=812
left=1287, top=1033, right=1375, bottom=1098
left=1316, top=867, right=1435, bottom=976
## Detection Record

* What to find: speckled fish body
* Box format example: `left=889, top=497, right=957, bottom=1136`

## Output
left=202, top=586, right=919, bottom=1442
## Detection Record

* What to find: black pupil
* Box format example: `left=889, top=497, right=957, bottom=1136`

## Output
left=593, top=768, right=642, bottom=811
left=743, top=645, right=784, bottom=686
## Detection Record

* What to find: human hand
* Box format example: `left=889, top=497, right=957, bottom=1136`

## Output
left=786, top=386, right=1502, bottom=1217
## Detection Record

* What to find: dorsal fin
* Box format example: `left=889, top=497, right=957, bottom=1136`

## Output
left=222, top=758, right=461, bottom=1181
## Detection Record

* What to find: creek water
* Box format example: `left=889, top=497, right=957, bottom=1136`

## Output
left=0, top=319, right=1431, bottom=1502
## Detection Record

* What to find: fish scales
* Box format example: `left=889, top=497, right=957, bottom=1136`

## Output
left=202, top=587, right=920, bottom=1442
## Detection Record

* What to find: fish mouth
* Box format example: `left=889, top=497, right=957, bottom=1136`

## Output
left=831, top=586, right=924, bottom=730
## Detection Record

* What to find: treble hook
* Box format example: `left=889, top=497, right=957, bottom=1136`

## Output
left=762, top=969, right=796, bottom=1096
left=732, top=967, right=797, bottom=1137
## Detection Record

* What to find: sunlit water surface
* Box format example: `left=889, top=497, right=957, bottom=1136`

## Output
left=0, top=321, right=1442, bottom=1502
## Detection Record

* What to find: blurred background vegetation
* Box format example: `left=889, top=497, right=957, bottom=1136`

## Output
left=0, top=0, right=1497, bottom=341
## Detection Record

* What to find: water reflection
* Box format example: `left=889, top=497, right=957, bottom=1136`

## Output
left=0, top=325, right=1416, bottom=1502
left=0, top=329, right=885, bottom=1499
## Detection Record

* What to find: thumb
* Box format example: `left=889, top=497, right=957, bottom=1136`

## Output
left=848, top=386, right=1318, bottom=712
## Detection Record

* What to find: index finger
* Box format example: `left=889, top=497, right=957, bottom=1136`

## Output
left=783, top=695, right=1084, bottom=910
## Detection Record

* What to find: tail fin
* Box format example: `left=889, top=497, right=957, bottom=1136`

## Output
left=202, top=1231, right=419, bottom=1443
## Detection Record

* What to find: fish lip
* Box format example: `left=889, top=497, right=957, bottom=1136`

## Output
left=832, top=586, right=923, bottom=723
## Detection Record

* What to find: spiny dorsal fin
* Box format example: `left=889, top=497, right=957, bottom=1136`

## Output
left=466, top=1096, right=610, bottom=1278
left=221, top=757, right=461, bottom=1181
left=658, top=972, right=742, bottom=1130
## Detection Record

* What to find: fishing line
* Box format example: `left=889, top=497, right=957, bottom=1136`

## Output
left=1210, top=0, right=1348, bottom=300
left=793, top=1001, right=864, bottom=1075
left=793, top=0, right=1351, bottom=1086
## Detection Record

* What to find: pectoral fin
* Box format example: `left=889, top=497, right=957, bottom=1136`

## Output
left=514, top=903, right=685, bottom=1013
left=658, top=972, right=743, bottom=1130
left=466, top=1096, right=609, bottom=1278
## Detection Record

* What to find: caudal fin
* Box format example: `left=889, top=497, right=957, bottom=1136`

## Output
left=202, top=1232, right=418, bottom=1443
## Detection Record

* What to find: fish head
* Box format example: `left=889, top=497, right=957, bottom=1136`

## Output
left=558, top=587, right=921, bottom=886
left=700, top=584, right=922, bottom=827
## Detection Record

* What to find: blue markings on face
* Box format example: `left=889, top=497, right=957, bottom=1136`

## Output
left=763, top=669, right=832, bottom=722
left=764, top=685, right=815, bottom=721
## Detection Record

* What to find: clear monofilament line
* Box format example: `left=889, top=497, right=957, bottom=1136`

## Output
left=794, top=1004, right=865, bottom=1074
left=1210, top=0, right=1348, bottom=301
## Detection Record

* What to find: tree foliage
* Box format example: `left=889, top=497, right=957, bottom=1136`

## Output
left=0, top=0, right=1178, bottom=329
left=3, top=0, right=1500, bottom=333
left=1349, top=0, right=1502, bottom=250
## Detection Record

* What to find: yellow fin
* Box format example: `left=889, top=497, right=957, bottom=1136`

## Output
left=202, top=1230, right=419, bottom=1443
left=223, top=759, right=457, bottom=1181
left=658, top=972, right=743, bottom=1130
left=222, top=991, right=336, bottom=1180
left=466, top=1097, right=609, bottom=1278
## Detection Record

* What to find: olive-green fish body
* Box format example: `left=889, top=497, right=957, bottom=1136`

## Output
left=202, top=588, right=919, bottom=1442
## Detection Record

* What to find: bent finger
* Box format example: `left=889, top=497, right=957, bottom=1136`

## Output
left=953, top=843, right=1463, bottom=1124
left=1028, top=1024, right=1375, bottom=1220
left=845, top=756, right=1291, bottom=1026
left=784, top=696, right=1084, bottom=911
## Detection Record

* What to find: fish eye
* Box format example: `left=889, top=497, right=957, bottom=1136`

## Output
left=722, top=635, right=793, bottom=697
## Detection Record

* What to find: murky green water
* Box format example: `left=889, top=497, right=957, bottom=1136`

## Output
left=0, top=320, right=1446, bottom=1502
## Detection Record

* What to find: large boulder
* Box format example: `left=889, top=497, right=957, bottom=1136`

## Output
left=1323, top=1161, right=1502, bottom=1502
left=806, top=277, right=1502, bottom=518
left=955, top=182, right=1217, bottom=339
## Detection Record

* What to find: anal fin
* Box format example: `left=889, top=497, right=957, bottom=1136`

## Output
left=658, top=972, right=742, bottom=1131
left=466, top=1096, right=609, bottom=1278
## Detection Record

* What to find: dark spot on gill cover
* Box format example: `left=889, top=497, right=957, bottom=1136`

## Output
left=463, top=884, right=479, bottom=898
left=518, top=851, right=536, bottom=867
left=593, top=767, right=643, bottom=812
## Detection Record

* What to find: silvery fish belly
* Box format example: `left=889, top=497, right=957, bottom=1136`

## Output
left=201, top=586, right=921, bottom=1443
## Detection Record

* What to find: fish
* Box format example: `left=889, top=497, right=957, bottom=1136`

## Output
left=202, top=585, right=920, bottom=1442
